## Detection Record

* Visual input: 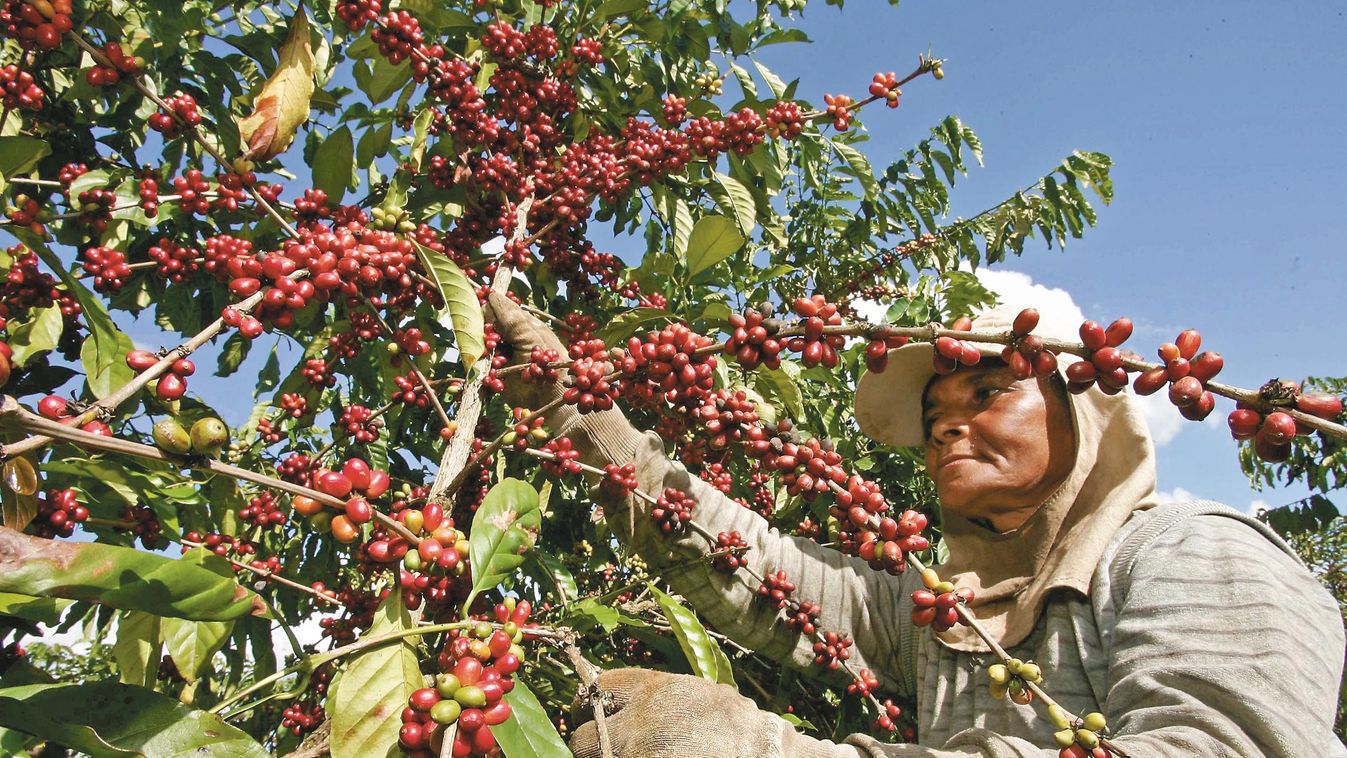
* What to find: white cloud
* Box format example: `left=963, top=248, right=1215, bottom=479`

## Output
left=971, top=268, right=1187, bottom=448
left=971, top=268, right=1086, bottom=324
left=1155, top=486, right=1200, bottom=504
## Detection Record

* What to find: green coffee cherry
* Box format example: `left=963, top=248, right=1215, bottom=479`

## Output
left=1082, top=712, right=1108, bottom=733
left=1053, top=729, right=1076, bottom=748
left=189, top=417, right=229, bottom=456
left=435, top=673, right=460, bottom=698
left=1047, top=704, right=1071, bottom=730
left=153, top=419, right=192, bottom=455
left=454, top=685, right=486, bottom=708
left=430, top=699, right=461, bottom=725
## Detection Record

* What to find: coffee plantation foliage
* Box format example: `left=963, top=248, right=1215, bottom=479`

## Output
left=0, top=0, right=1132, bottom=755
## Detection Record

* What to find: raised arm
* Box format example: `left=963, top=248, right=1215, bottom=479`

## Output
left=486, top=291, right=914, bottom=689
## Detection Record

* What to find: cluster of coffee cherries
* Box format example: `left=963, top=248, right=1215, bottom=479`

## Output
left=148, top=92, right=201, bottom=139
left=84, top=40, right=143, bottom=86
left=1126, top=328, right=1221, bottom=424
left=812, top=630, right=853, bottom=669
left=999, top=308, right=1060, bottom=379
left=910, top=568, right=973, bottom=632
left=619, top=324, right=718, bottom=408
left=239, top=491, right=285, bottom=528
left=4, top=194, right=46, bottom=234
left=1227, top=380, right=1343, bottom=463
left=932, top=316, right=986, bottom=375
left=125, top=349, right=195, bottom=401
left=339, top=403, right=383, bottom=443
left=32, top=488, right=85, bottom=538
left=754, top=431, right=846, bottom=500
left=788, top=296, right=846, bottom=369
left=724, top=304, right=783, bottom=370
left=488, top=408, right=536, bottom=452
left=562, top=354, right=616, bottom=414
left=399, top=601, right=531, bottom=757
left=837, top=501, right=929, bottom=576
left=80, top=247, right=133, bottom=293
left=867, top=71, right=902, bottom=108
left=0, top=0, right=74, bottom=50
left=598, top=462, right=639, bottom=499
left=863, top=329, right=911, bottom=374
left=712, top=531, right=749, bottom=572
left=649, top=487, right=694, bottom=534
left=538, top=436, right=582, bottom=476
left=1062, top=318, right=1135, bottom=395
left=1050, top=706, right=1113, bottom=758
left=823, top=93, right=854, bottom=130
left=0, top=64, right=42, bottom=110
left=985, top=656, right=1043, bottom=704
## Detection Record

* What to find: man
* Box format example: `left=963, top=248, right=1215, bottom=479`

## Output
left=489, top=294, right=1345, bottom=757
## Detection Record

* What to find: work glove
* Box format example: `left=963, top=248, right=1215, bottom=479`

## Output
left=483, top=290, right=644, bottom=469
left=569, top=668, right=862, bottom=758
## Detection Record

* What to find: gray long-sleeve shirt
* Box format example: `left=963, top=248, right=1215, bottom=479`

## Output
left=607, top=432, right=1346, bottom=757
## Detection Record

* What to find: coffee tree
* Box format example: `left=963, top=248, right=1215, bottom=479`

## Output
left=1, top=1, right=1343, bottom=756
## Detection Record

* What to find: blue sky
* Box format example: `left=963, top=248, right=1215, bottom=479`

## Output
left=749, top=2, right=1346, bottom=512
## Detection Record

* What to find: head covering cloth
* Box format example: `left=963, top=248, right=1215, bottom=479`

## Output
left=855, top=304, right=1160, bottom=651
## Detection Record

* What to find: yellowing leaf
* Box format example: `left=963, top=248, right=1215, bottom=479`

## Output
left=237, top=10, right=315, bottom=161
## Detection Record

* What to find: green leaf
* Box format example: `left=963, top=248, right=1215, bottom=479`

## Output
left=312, top=126, right=354, bottom=201
left=751, top=59, right=788, bottom=99
left=685, top=215, right=745, bottom=277
left=594, top=307, right=672, bottom=346
left=81, top=329, right=138, bottom=400
left=215, top=331, right=252, bottom=377
left=409, top=108, right=434, bottom=170
left=161, top=617, right=233, bottom=682
left=0, top=137, right=49, bottom=178
left=754, top=363, right=804, bottom=420
left=650, top=585, right=734, bottom=685
left=21, top=234, right=135, bottom=400
left=328, top=590, right=421, bottom=758
left=6, top=305, right=63, bottom=368
left=0, top=530, right=267, bottom=621
left=0, top=679, right=268, bottom=758
left=465, top=478, right=542, bottom=610
left=366, top=56, right=410, bottom=104
left=112, top=610, right=160, bottom=689
left=0, top=592, right=70, bottom=625
left=831, top=141, right=878, bottom=200
left=413, top=242, right=484, bottom=367
left=526, top=550, right=577, bottom=608
left=493, top=680, right=571, bottom=758
left=569, top=597, right=648, bottom=634
left=710, top=172, right=757, bottom=234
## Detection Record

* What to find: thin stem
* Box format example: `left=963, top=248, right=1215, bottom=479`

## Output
left=0, top=397, right=420, bottom=546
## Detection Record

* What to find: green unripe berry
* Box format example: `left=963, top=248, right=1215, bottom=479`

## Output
left=986, top=664, right=1009, bottom=685
left=189, top=417, right=229, bottom=456
left=1053, top=729, right=1076, bottom=748
left=1076, top=729, right=1100, bottom=749
left=1082, top=712, right=1107, bottom=733
left=1047, top=704, right=1071, bottom=730
left=473, top=621, right=493, bottom=639
left=430, top=699, right=461, bottom=725
left=435, top=673, right=460, bottom=698
left=153, top=419, right=192, bottom=455
left=454, top=685, right=486, bottom=708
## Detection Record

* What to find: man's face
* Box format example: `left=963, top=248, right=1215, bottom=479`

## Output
left=921, top=364, right=1076, bottom=531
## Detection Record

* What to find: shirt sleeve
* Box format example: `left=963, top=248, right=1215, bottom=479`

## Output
left=839, top=512, right=1346, bottom=757
left=600, top=431, right=919, bottom=693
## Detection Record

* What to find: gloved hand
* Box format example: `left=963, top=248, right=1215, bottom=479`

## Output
left=483, top=290, right=644, bottom=469
left=569, top=668, right=861, bottom=758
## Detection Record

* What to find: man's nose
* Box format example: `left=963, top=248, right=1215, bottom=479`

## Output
left=928, top=416, right=968, bottom=446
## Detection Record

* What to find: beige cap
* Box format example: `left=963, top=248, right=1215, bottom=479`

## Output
left=853, top=303, right=1085, bottom=447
